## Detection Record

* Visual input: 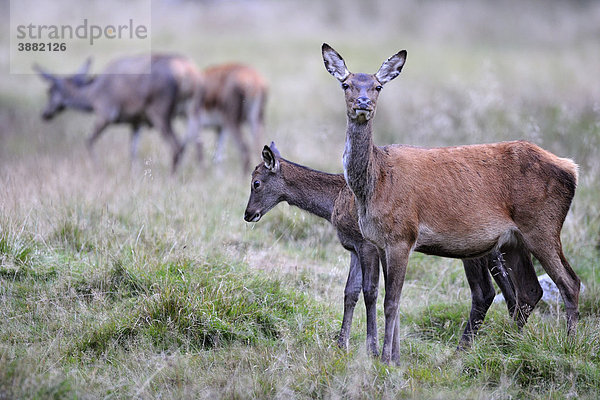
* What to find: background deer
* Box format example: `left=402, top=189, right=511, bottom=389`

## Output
left=36, top=54, right=204, bottom=172
left=244, top=142, right=535, bottom=355
left=322, top=43, right=580, bottom=364
left=189, top=64, right=268, bottom=172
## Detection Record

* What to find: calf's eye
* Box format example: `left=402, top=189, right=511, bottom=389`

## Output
left=253, top=180, right=261, bottom=189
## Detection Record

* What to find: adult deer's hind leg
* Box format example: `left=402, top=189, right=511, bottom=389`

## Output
left=459, top=255, right=497, bottom=349
left=525, top=234, right=580, bottom=335
left=501, top=242, right=543, bottom=327
left=488, top=250, right=517, bottom=317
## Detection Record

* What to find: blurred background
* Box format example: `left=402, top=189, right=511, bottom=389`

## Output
left=1, top=0, right=599, bottom=170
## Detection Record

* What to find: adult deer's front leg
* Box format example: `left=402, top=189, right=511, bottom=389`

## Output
left=359, top=244, right=380, bottom=356
left=381, top=243, right=411, bottom=365
left=87, top=118, right=110, bottom=162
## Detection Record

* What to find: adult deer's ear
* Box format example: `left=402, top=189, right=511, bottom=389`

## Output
left=375, top=50, right=407, bottom=85
left=322, top=43, right=350, bottom=82
left=76, top=57, right=93, bottom=77
left=262, top=145, right=279, bottom=172
left=33, top=64, right=57, bottom=83
left=72, top=57, right=94, bottom=85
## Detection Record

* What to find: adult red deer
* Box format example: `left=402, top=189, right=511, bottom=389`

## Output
left=190, top=64, right=267, bottom=172
left=322, top=43, right=580, bottom=364
left=244, top=142, right=530, bottom=355
left=35, top=54, right=204, bottom=172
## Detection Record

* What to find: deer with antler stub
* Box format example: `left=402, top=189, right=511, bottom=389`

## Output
left=35, top=54, right=204, bottom=172
left=322, top=43, right=579, bottom=364
left=244, top=142, right=535, bottom=355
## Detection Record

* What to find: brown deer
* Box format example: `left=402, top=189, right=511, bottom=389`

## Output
left=35, top=54, right=204, bottom=172
left=189, top=64, right=267, bottom=171
left=244, top=142, right=531, bottom=355
left=322, top=43, right=580, bottom=364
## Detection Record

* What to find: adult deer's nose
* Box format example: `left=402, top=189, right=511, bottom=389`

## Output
left=355, top=97, right=372, bottom=110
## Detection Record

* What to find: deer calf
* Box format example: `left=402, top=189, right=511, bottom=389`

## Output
left=245, top=143, right=531, bottom=355
left=36, top=54, right=204, bottom=172
left=322, top=43, right=579, bottom=364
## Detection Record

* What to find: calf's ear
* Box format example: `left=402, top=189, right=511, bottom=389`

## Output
left=262, top=145, right=279, bottom=172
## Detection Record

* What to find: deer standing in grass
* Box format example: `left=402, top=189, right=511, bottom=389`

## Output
left=36, top=54, right=204, bottom=172
left=189, top=64, right=268, bottom=171
left=322, top=43, right=580, bottom=364
left=245, top=142, right=533, bottom=355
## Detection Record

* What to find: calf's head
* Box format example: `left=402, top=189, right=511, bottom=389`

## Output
left=244, top=142, right=285, bottom=222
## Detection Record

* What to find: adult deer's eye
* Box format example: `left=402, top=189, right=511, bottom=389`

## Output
left=341, top=83, right=349, bottom=90
left=253, top=180, right=261, bottom=190
left=375, top=85, right=383, bottom=92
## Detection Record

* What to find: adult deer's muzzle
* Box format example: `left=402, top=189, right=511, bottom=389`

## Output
left=41, top=103, right=64, bottom=120
left=354, top=97, right=373, bottom=111
left=353, top=97, right=374, bottom=120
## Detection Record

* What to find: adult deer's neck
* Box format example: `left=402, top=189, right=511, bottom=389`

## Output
left=281, top=160, right=346, bottom=222
left=343, top=117, right=376, bottom=203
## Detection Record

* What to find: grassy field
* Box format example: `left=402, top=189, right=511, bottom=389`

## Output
left=1, top=0, right=600, bottom=398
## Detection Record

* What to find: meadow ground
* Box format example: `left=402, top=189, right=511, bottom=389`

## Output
left=1, top=0, right=600, bottom=398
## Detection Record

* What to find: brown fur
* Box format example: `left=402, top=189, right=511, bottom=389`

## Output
left=367, top=141, right=578, bottom=258
left=322, top=43, right=580, bottom=364
left=36, top=54, right=204, bottom=172
left=193, top=64, right=268, bottom=171
left=245, top=143, right=524, bottom=355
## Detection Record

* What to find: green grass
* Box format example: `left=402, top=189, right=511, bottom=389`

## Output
left=71, top=257, right=325, bottom=355
left=1, top=0, right=600, bottom=398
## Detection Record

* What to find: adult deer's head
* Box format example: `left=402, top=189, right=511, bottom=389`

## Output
left=34, top=58, right=93, bottom=120
left=322, top=43, right=406, bottom=123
